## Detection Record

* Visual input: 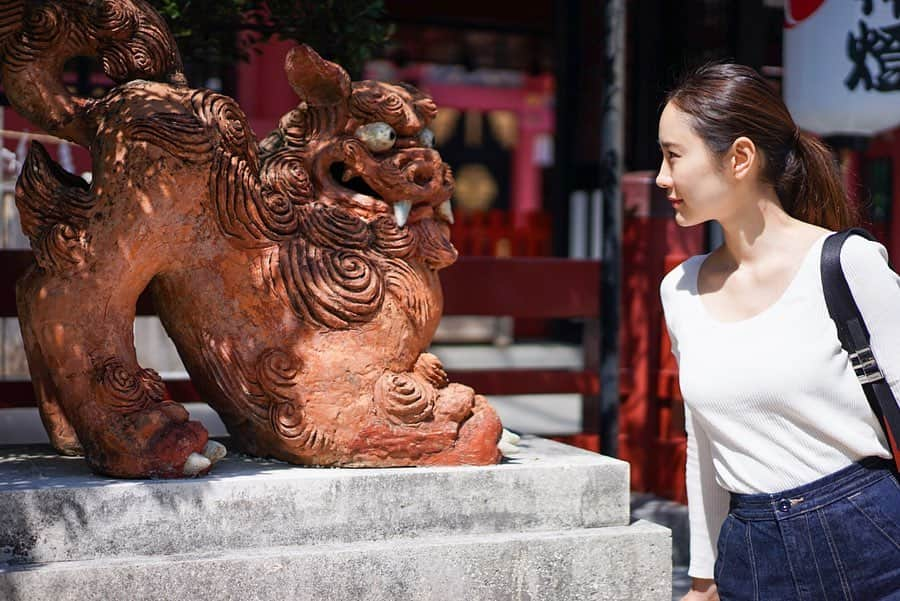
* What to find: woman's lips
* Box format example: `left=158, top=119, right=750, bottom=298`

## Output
left=670, top=198, right=683, bottom=207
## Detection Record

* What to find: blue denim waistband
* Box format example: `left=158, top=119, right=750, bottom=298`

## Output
left=728, top=456, right=897, bottom=521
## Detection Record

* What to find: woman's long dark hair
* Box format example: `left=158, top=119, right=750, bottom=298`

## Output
left=665, top=63, right=857, bottom=230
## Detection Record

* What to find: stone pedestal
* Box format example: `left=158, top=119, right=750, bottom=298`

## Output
left=0, top=437, right=670, bottom=600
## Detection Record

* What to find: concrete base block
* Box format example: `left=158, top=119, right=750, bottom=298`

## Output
left=1, top=522, right=670, bottom=601
left=0, top=436, right=671, bottom=600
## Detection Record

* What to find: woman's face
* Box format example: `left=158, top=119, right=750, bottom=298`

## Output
left=656, top=102, right=733, bottom=227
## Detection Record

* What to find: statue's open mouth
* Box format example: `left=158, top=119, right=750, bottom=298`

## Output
left=331, top=162, right=383, bottom=201
left=327, top=155, right=454, bottom=228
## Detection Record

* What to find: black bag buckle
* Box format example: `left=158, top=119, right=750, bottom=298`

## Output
left=849, top=346, right=885, bottom=385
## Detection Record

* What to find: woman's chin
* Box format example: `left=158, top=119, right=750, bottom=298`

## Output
left=673, top=211, right=692, bottom=227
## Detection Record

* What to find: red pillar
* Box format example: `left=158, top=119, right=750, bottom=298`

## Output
left=619, top=171, right=704, bottom=501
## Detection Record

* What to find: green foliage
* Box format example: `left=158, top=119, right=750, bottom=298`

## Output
left=147, top=0, right=393, bottom=80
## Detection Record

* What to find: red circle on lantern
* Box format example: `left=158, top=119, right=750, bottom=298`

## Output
left=786, top=0, right=826, bottom=24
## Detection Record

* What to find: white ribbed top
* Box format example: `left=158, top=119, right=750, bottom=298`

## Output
left=660, top=233, right=894, bottom=579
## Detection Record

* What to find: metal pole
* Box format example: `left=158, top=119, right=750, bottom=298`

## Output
left=599, top=0, right=625, bottom=457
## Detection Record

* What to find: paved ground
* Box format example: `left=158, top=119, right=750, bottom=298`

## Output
left=672, top=566, right=691, bottom=600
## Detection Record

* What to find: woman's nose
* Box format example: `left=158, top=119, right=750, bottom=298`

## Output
left=656, top=165, right=672, bottom=190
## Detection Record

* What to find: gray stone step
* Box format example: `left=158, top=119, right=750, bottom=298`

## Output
left=0, top=521, right=671, bottom=601
left=0, top=437, right=628, bottom=565
left=631, top=493, right=689, bottom=566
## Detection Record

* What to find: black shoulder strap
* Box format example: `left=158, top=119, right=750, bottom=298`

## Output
left=821, top=228, right=900, bottom=470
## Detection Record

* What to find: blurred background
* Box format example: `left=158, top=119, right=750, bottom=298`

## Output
left=6, top=2, right=900, bottom=596
left=1, top=0, right=898, bottom=512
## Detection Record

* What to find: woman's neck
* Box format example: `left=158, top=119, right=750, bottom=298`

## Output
left=714, top=188, right=810, bottom=268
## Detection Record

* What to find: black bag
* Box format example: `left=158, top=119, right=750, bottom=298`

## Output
left=821, top=228, right=900, bottom=471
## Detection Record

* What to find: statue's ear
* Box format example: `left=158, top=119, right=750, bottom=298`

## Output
left=284, top=45, right=351, bottom=107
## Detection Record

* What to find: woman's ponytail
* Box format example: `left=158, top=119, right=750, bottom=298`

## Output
left=778, top=132, right=858, bottom=231
left=666, top=63, right=858, bottom=231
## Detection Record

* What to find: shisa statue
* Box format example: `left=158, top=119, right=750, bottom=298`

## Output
left=0, top=0, right=506, bottom=478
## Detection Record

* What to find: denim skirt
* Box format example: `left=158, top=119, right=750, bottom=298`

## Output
left=714, top=457, right=900, bottom=601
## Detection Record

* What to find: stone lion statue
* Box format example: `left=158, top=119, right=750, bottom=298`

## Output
left=1, top=0, right=509, bottom=478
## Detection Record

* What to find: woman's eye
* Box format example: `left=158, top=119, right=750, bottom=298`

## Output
left=355, top=122, right=397, bottom=152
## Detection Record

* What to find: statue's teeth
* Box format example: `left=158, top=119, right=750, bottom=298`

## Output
left=437, top=200, right=454, bottom=224
left=394, top=200, right=412, bottom=228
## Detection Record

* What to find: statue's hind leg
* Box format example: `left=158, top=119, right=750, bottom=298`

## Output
left=16, top=268, right=214, bottom=478
left=12, top=135, right=224, bottom=478
left=17, top=290, right=82, bottom=456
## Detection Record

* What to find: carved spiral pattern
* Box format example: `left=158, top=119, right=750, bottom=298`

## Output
left=192, top=90, right=257, bottom=162
left=272, top=239, right=384, bottom=329
left=262, top=150, right=313, bottom=203
left=139, top=368, right=166, bottom=401
left=298, top=205, right=371, bottom=250
left=381, top=93, right=405, bottom=114
left=4, top=4, right=57, bottom=71
left=269, top=401, right=331, bottom=451
left=65, top=18, right=92, bottom=51
left=282, top=105, right=345, bottom=145
left=374, top=372, right=436, bottom=426
left=34, top=223, right=90, bottom=273
left=132, top=45, right=151, bottom=71
left=370, top=215, right=416, bottom=258
left=95, top=358, right=163, bottom=413
left=209, top=151, right=276, bottom=246
left=350, top=86, right=407, bottom=125
left=0, top=2, right=25, bottom=48
left=16, top=141, right=94, bottom=242
left=198, top=334, right=269, bottom=423
left=256, top=349, right=298, bottom=404
left=23, top=3, right=61, bottom=49
left=260, top=193, right=298, bottom=235
left=124, top=113, right=214, bottom=163
left=94, top=0, right=136, bottom=35
left=101, top=25, right=177, bottom=83
left=383, top=258, right=432, bottom=330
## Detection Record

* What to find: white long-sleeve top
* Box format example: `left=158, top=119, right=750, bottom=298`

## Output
left=659, top=233, right=895, bottom=579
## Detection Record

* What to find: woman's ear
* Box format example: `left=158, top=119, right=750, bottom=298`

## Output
left=729, top=136, right=757, bottom=181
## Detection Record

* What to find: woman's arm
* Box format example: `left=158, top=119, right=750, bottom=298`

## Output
left=661, top=271, right=730, bottom=588
left=840, top=236, right=900, bottom=451
left=683, top=403, right=731, bottom=580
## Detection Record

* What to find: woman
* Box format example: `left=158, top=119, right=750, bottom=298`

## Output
left=657, top=63, right=900, bottom=601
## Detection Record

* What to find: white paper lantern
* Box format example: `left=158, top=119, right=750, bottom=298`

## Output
left=784, top=0, right=900, bottom=136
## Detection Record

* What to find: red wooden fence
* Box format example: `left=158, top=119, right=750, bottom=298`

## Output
left=0, top=252, right=603, bottom=450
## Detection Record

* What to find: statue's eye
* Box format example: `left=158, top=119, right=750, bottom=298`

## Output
left=354, top=122, right=397, bottom=152
left=417, top=128, right=435, bottom=148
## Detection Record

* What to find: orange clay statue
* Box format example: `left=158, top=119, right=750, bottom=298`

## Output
left=1, top=0, right=507, bottom=478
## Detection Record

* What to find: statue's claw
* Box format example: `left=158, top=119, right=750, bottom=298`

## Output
left=202, top=440, right=227, bottom=464
left=183, top=452, right=212, bottom=476
left=498, top=428, right=521, bottom=457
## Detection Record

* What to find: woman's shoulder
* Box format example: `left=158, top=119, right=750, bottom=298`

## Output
left=838, top=232, right=890, bottom=272
left=660, top=253, right=708, bottom=304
